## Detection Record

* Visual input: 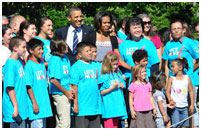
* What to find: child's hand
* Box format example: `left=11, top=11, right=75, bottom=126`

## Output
left=189, top=105, right=194, bottom=114
left=119, top=82, right=124, bottom=89
left=12, top=106, right=19, bottom=118
left=113, top=80, right=119, bottom=88
left=167, top=103, right=175, bottom=109
left=73, top=105, right=79, bottom=114
left=163, top=115, right=169, bottom=123
left=122, top=75, right=126, bottom=81
left=33, top=103, right=39, bottom=114
left=153, top=109, right=157, bottom=118
left=130, top=110, right=137, bottom=119
left=169, top=99, right=176, bottom=108
left=64, top=90, right=75, bottom=100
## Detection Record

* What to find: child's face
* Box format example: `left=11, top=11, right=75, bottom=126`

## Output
left=111, top=61, right=118, bottom=72
left=30, top=46, right=44, bottom=59
left=91, top=47, right=97, bottom=60
left=16, top=41, right=27, bottom=57
left=62, top=44, right=68, bottom=54
left=79, top=46, right=92, bottom=61
left=137, top=67, right=147, bottom=81
left=171, top=61, right=180, bottom=74
left=139, top=57, right=148, bottom=67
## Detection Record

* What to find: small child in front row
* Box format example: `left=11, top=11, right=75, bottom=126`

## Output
left=24, top=38, right=53, bottom=128
left=129, top=64, right=156, bottom=128
left=70, top=42, right=102, bottom=128
left=100, top=53, right=128, bottom=128
left=48, top=38, right=75, bottom=128
left=166, top=58, right=194, bottom=128
left=3, top=36, right=28, bottom=128
left=150, top=72, right=173, bottom=128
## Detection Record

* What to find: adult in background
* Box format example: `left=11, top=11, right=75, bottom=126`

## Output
left=35, top=16, right=53, bottom=65
left=56, top=7, right=94, bottom=65
left=9, top=15, right=25, bottom=36
left=2, top=15, right=9, bottom=25
left=138, top=13, right=163, bottom=70
left=117, top=17, right=130, bottom=41
left=83, top=10, right=131, bottom=70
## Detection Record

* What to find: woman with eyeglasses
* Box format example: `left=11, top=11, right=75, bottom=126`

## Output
left=138, top=13, right=163, bottom=70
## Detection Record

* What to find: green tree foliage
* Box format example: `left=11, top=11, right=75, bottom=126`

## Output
left=3, top=2, right=198, bottom=32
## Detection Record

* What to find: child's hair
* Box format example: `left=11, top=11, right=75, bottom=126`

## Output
left=88, top=42, right=97, bottom=49
left=150, top=72, right=166, bottom=93
left=50, top=37, right=67, bottom=57
left=9, top=36, right=26, bottom=52
left=172, top=57, right=189, bottom=71
left=101, top=53, right=119, bottom=75
left=132, top=49, right=148, bottom=63
left=131, top=64, right=147, bottom=83
left=76, top=41, right=90, bottom=54
left=27, top=38, right=44, bottom=54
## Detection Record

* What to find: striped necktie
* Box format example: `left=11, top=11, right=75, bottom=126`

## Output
left=73, top=29, right=78, bottom=54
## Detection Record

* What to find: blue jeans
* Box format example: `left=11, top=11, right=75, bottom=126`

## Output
left=30, top=118, right=46, bottom=128
left=10, top=119, right=29, bottom=128
left=171, top=107, right=189, bottom=128
left=193, top=86, right=199, bottom=127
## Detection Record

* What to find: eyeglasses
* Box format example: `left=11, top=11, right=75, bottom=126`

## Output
left=171, top=28, right=183, bottom=32
left=143, top=21, right=151, bottom=25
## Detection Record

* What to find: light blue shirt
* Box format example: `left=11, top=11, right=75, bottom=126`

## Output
left=119, top=38, right=160, bottom=78
left=25, top=60, right=53, bottom=120
left=162, top=37, right=199, bottom=86
left=48, top=55, right=71, bottom=95
left=100, top=72, right=128, bottom=119
left=70, top=60, right=103, bottom=116
left=193, top=39, right=199, bottom=86
left=35, top=36, right=52, bottom=62
left=3, top=58, right=28, bottom=122
left=117, top=29, right=128, bottom=40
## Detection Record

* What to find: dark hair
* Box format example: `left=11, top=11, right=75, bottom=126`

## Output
left=150, top=72, right=166, bottom=93
left=183, top=22, right=194, bottom=39
left=132, top=49, right=148, bottom=63
left=88, top=42, right=97, bottom=48
left=76, top=41, right=90, bottom=54
left=158, top=27, right=171, bottom=46
left=9, top=36, right=26, bottom=51
left=125, top=17, right=144, bottom=39
left=67, top=7, right=81, bottom=17
left=37, top=16, right=51, bottom=34
left=19, top=20, right=35, bottom=36
left=2, top=25, right=11, bottom=36
left=50, top=37, right=67, bottom=57
left=170, top=19, right=184, bottom=29
left=27, top=38, right=44, bottom=54
left=94, top=11, right=112, bottom=32
left=121, top=17, right=130, bottom=27
left=172, top=58, right=189, bottom=71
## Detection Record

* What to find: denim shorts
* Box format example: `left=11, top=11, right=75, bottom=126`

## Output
left=171, top=107, right=189, bottom=128
left=30, top=118, right=46, bottom=128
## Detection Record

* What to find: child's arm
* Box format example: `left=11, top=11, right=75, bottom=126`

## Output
left=7, top=87, right=19, bottom=118
left=71, top=84, right=79, bottom=114
left=188, top=76, right=194, bottom=114
left=100, top=80, right=118, bottom=95
left=26, top=85, right=39, bottom=114
left=150, top=92, right=157, bottom=117
left=157, top=101, right=169, bottom=123
left=50, top=78, right=74, bottom=100
left=129, top=91, right=136, bottom=119
left=165, top=77, right=175, bottom=107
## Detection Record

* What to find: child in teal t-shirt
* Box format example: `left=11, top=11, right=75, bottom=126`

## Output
left=70, top=42, right=103, bottom=128
left=100, top=53, right=127, bottom=128
left=3, top=36, right=28, bottom=128
left=48, top=38, right=74, bottom=128
left=25, top=38, right=53, bottom=128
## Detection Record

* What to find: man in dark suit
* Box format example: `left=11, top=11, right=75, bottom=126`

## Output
left=56, top=7, right=94, bottom=65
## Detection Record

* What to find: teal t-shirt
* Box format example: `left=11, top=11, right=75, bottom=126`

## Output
left=70, top=60, right=103, bottom=116
left=35, top=36, right=52, bottom=62
left=24, top=59, right=53, bottom=120
left=162, top=37, right=199, bottom=86
left=3, top=58, right=28, bottom=122
left=119, top=38, right=160, bottom=78
left=117, top=30, right=128, bottom=40
left=48, top=55, right=71, bottom=95
left=193, top=39, right=199, bottom=86
left=100, top=72, right=128, bottom=119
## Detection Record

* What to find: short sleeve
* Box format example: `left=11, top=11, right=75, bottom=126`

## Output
left=151, top=35, right=162, bottom=49
left=129, top=83, right=135, bottom=93
left=4, top=60, right=16, bottom=88
left=48, top=57, right=62, bottom=79
left=156, top=94, right=163, bottom=101
left=162, top=42, right=170, bottom=60
left=24, top=63, right=33, bottom=87
left=187, top=40, right=199, bottom=60
left=99, top=74, right=110, bottom=91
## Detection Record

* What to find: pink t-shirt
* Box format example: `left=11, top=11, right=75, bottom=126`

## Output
left=151, top=35, right=162, bottom=49
left=129, top=82, right=153, bottom=112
